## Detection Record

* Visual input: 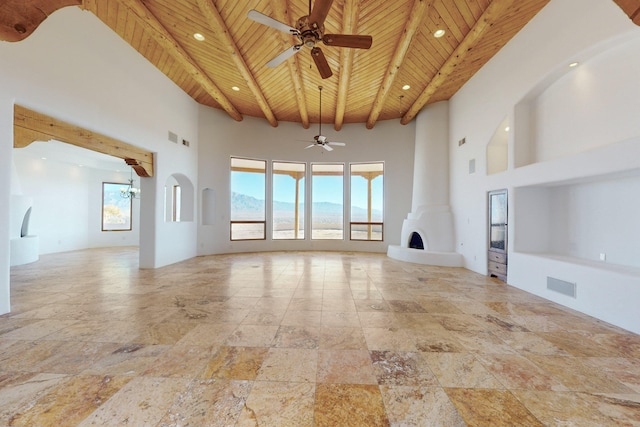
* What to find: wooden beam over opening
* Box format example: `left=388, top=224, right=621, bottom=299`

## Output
left=14, top=104, right=154, bottom=177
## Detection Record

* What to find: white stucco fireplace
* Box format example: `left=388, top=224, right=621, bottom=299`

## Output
left=387, top=101, right=462, bottom=267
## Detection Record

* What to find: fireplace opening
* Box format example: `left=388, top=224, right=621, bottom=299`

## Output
left=409, top=232, right=424, bottom=250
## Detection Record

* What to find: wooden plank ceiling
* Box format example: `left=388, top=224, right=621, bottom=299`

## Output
left=5, top=0, right=635, bottom=129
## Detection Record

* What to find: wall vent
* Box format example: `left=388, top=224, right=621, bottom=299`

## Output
left=168, top=131, right=178, bottom=143
left=547, top=276, right=576, bottom=298
left=468, top=158, right=476, bottom=174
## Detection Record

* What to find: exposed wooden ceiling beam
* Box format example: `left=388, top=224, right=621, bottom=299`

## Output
left=197, top=0, right=278, bottom=127
left=14, top=104, right=154, bottom=177
left=115, top=0, right=242, bottom=122
left=0, top=0, right=81, bottom=42
left=612, top=0, right=640, bottom=25
left=366, top=0, right=433, bottom=129
left=334, top=0, right=359, bottom=131
left=401, top=0, right=518, bottom=125
left=270, top=0, right=310, bottom=129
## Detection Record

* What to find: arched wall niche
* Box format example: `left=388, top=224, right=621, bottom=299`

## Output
left=165, top=173, right=194, bottom=222
left=487, top=116, right=509, bottom=175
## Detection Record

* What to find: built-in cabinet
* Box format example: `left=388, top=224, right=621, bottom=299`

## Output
left=488, top=189, right=507, bottom=282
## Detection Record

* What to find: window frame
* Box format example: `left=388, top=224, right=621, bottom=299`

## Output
left=272, top=160, right=306, bottom=240
left=230, top=156, right=267, bottom=241
left=349, top=162, right=384, bottom=241
left=311, top=162, right=345, bottom=241
left=101, top=181, right=132, bottom=232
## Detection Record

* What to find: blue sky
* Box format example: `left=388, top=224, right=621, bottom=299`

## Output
left=232, top=171, right=382, bottom=210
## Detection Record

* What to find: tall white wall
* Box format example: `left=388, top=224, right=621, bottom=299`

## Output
left=0, top=7, right=199, bottom=314
left=197, top=107, right=415, bottom=255
left=448, top=0, right=640, bottom=333
left=412, top=101, right=449, bottom=210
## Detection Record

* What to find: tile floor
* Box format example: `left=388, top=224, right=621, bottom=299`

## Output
left=1, top=247, right=640, bottom=426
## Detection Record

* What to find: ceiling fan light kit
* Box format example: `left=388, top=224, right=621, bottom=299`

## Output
left=248, top=0, right=372, bottom=79
left=304, top=86, right=346, bottom=151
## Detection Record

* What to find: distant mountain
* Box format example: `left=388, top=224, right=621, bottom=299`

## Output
left=232, top=192, right=264, bottom=212
left=232, top=192, right=381, bottom=220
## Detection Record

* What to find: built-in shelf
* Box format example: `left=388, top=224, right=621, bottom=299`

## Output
left=515, top=252, right=640, bottom=277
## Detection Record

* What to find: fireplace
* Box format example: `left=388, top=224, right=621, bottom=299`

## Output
left=387, top=205, right=463, bottom=267
left=409, top=232, right=424, bottom=249
left=386, top=101, right=462, bottom=267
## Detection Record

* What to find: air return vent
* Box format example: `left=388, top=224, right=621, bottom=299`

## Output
left=547, top=276, right=576, bottom=298
left=168, top=131, right=178, bottom=143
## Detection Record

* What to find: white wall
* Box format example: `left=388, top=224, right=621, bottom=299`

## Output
left=448, top=0, right=640, bottom=333
left=450, top=0, right=639, bottom=271
left=197, top=107, right=415, bottom=255
left=531, top=36, right=640, bottom=163
left=0, top=98, right=11, bottom=314
left=0, top=7, right=200, bottom=314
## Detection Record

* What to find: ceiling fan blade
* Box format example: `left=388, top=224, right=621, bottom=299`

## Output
left=323, top=34, right=372, bottom=49
left=266, top=45, right=301, bottom=68
left=322, top=144, right=334, bottom=151
left=304, top=144, right=316, bottom=149
left=328, top=141, right=346, bottom=146
left=311, top=47, right=332, bottom=79
left=308, top=0, right=334, bottom=28
left=247, top=10, right=298, bottom=35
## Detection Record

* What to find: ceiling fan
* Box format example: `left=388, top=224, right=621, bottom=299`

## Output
left=305, top=86, right=345, bottom=151
left=247, top=0, right=373, bottom=79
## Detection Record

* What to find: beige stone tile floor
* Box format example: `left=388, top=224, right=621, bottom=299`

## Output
left=2, top=247, right=640, bottom=426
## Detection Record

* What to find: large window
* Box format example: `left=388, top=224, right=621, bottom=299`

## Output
left=311, top=163, right=344, bottom=240
left=350, top=162, right=384, bottom=241
left=230, top=157, right=266, bottom=240
left=272, top=161, right=305, bottom=239
left=102, top=182, right=132, bottom=231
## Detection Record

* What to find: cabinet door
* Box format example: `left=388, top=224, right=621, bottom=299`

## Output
left=488, top=190, right=507, bottom=253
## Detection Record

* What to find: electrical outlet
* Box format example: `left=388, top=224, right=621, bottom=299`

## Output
left=599, top=253, right=606, bottom=261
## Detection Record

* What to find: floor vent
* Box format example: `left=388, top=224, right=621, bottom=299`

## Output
left=547, top=276, right=576, bottom=298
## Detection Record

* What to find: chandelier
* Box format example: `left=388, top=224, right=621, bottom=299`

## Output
left=120, top=167, right=141, bottom=199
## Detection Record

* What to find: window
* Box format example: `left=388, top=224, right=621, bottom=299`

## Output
left=230, top=157, right=266, bottom=240
left=172, top=185, right=181, bottom=222
left=350, top=162, right=384, bottom=241
left=102, top=182, right=132, bottom=231
left=272, top=161, right=305, bottom=239
left=311, top=163, right=344, bottom=240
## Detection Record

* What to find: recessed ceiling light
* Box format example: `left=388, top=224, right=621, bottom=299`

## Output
left=433, top=29, right=445, bottom=38
left=231, top=86, right=240, bottom=91
left=402, top=84, right=410, bottom=90
left=193, top=33, right=205, bottom=41
left=569, top=62, right=579, bottom=67
left=505, top=126, right=510, bottom=132
left=41, top=157, right=47, bottom=160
